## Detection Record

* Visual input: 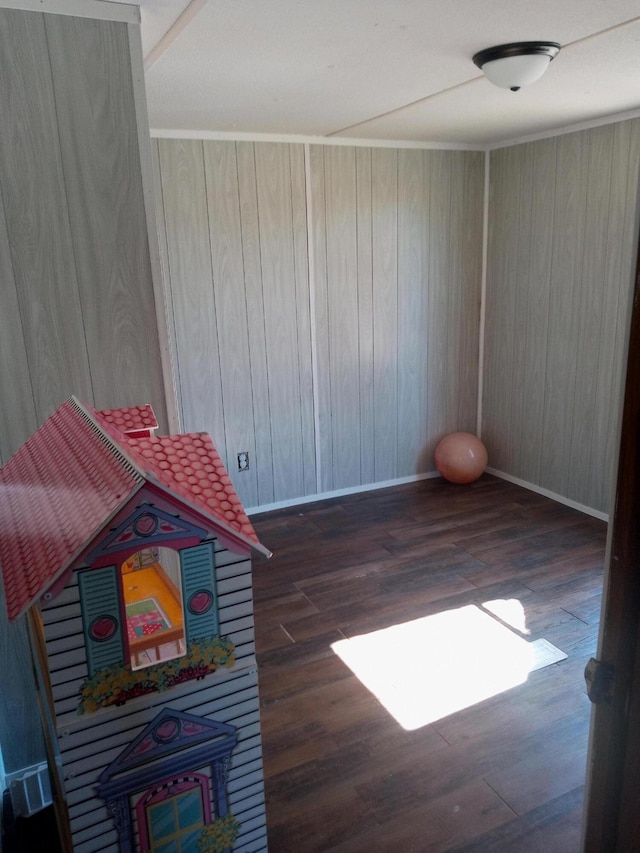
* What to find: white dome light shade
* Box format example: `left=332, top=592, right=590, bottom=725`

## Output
left=473, top=42, right=561, bottom=92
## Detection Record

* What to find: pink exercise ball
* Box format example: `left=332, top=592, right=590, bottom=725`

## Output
left=434, top=432, right=488, bottom=484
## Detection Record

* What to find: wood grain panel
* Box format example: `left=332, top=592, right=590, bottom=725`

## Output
left=484, top=120, right=640, bottom=515
left=157, top=139, right=226, bottom=449
left=150, top=138, right=175, bottom=411
left=235, top=142, right=275, bottom=506
left=203, top=141, right=258, bottom=508
left=427, top=150, right=453, bottom=457
left=371, top=147, right=398, bottom=482
left=0, top=182, right=37, bottom=461
left=459, top=152, right=484, bottom=435
left=45, top=14, right=166, bottom=416
left=481, top=152, right=505, bottom=469
left=289, top=144, right=316, bottom=497
left=447, top=151, right=484, bottom=433
left=446, top=151, right=466, bottom=435
left=507, top=143, right=535, bottom=482
left=356, top=148, right=375, bottom=485
left=397, top=149, right=429, bottom=476
left=540, top=131, right=588, bottom=496
left=516, top=138, right=556, bottom=483
left=0, top=9, right=93, bottom=419
left=254, top=143, right=305, bottom=501
left=598, top=119, right=640, bottom=511
left=486, top=145, right=523, bottom=474
left=308, top=145, right=332, bottom=492
left=584, top=123, right=630, bottom=511
left=324, top=145, right=361, bottom=490
left=567, top=126, right=614, bottom=504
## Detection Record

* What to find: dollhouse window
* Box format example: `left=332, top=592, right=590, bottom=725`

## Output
left=122, top=547, right=186, bottom=671
left=136, top=773, right=212, bottom=853
left=79, top=542, right=219, bottom=678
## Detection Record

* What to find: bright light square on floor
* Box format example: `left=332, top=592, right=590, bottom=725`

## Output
left=331, top=604, right=567, bottom=730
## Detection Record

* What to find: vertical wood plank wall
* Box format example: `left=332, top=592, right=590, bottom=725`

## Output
left=154, top=140, right=316, bottom=510
left=0, top=9, right=168, bottom=777
left=483, top=120, right=640, bottom=514
left=154, top=140, right=484, bottom=505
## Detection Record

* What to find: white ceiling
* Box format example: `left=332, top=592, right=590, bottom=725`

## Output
left=113, top=0, right=640, bottom=147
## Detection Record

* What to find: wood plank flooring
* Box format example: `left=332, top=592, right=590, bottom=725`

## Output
left=251, top=474, right=606, bottom=852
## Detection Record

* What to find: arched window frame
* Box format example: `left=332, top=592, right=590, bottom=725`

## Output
left=136, top=772, right=212, bottom=852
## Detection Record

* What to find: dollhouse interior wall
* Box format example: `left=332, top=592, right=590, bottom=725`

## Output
left=2, top=0, right=640, bottom=824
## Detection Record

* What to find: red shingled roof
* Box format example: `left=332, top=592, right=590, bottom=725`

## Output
left=122, top=434, right=258, bottom=543
left=91, top=407, right=261, bottom=547
left=0, top=397, right=268, bottom=621
left=0, top=400, right=142, bottom=620
left=95, top=404, right=158, bottom=437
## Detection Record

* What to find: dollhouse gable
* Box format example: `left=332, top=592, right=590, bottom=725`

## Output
left=98, top=707, right=237, bottom=787
left=0, top=396, right=269, bottom=621
left=96, top=708, right=239, bottom=853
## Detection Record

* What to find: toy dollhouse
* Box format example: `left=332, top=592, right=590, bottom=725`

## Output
left=0, top=396, right=271, bottom=852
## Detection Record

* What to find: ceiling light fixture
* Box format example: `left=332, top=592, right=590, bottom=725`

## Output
left=473, top=41, right=561, bottom=92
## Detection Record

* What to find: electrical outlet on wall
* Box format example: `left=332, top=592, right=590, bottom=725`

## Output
left=237, top=451, right=250, bottom=471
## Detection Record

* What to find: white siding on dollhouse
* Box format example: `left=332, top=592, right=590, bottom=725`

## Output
left=41, top=540, right=255, bottom=719
left=61, top=668, right=266, bottom=852
left=39, top=538, right=267, bottom=852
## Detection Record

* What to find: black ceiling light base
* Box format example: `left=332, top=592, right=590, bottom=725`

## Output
left=473, top=42, right=561, bottom=92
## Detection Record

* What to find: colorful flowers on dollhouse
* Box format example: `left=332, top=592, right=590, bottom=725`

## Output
left=78, top=637, right=236, bottom=713
left=197, top=814, right=240, bottom=853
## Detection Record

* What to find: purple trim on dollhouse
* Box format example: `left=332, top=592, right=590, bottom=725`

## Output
left=84, top=503, right=208, bottom=566
left=98, top=708, right=237, bottom=788
left=97, top=708, right=236, bottom=853
left=145, top=480, right=260, bottom=558
left=98, top=733, right=236, bottom=800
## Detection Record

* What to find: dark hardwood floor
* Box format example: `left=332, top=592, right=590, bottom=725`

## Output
left=251, top=474, right=606, bottom=852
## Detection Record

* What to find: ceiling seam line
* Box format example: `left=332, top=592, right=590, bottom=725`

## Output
left=144, top=0, right=209, bottom=71
left=326, top=14, right=640, bottom=142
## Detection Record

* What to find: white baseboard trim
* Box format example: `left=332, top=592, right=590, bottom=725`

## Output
left=486, top=467, right=609, bottom=522
left=246, top=467, right=609, bottom=522
left=246, top=470, right=441, bottom=515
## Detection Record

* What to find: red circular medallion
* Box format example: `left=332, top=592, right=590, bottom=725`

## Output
left=188, top=590, right=213, bottom=615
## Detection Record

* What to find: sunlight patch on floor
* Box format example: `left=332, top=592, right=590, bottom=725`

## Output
left=481, top=597, right=530, bottom=634
left=331, top=603, right=566, bottom=730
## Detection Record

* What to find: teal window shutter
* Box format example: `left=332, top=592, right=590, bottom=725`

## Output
left=78, top=566, right=125, bottom=676
left=180, top=544, right=219, bottom=643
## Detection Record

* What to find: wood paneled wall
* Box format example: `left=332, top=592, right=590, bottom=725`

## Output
left=0, top=8, right=168, bottom=776
left=310, top=146, right=484, bottom=491
left=153, top=139, right=316, bottom=509
left=154, top=140, right=484, bottom=506
left=483, top=121, right=640, bottom=514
